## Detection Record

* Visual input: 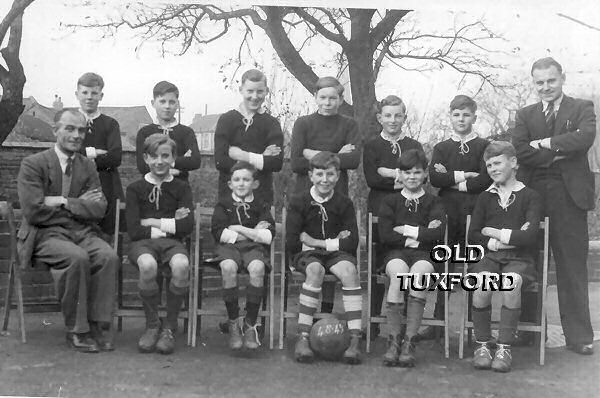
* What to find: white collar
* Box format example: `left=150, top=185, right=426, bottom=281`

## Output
left=54, top=144, right=73, bottom=172
left=310, top=186, right=334, bottom=203
left=144, top=172, right=174, bottom=185
left=79, top=108, right=101, bottom=122
left=156, top=119, right=179, bottom=130
left=542, top=94, right=563, bottom=112
left=401, top=187, right=425, bottom=200
left=380, top=130, right=406, bottom=142
left=486, top=180, right=525, bottom=193
left=232, top=192, right=254, bottom=203
left=450, top=132, right=478, bottom=143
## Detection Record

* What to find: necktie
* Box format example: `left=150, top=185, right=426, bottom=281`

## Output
left=65, top=157, right=73, bottom=176
left=545, top=101, right=555, bottom=133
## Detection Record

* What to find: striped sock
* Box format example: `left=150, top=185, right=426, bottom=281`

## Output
left=342, top=287, right=363, bottom=333
left=298, top=283, right=321, bottom=334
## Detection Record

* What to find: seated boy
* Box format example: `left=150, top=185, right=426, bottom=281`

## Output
left=377, top=149, right=446, bottom=367
left=286, top=151, right=362, bottom=364
left=126, top=133, right=194, bottom=355
left=468, top=141, right=542, bottom=372
left=211, top=161, right=276, bottom=351
left=136, top=81, right=201, bottom=182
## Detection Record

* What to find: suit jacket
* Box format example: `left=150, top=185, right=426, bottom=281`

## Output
left=17, top=148, right=107, bottom=267
left=512, top=95, right=597, bottom=210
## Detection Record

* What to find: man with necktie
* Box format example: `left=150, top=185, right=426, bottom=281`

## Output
left=512, top=57, right=596, bottom=355
left=17, top=109, right=119, bottom=353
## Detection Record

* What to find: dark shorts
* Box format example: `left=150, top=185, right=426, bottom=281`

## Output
left=292, top=249, right=356, bottom=274
left=469, top=249, right=537, bottom=287
left=215, top=241, right=271, bottom=271
left=380, top=248, right=434, bottom=272
left=128, top=238, right=189, bottom=266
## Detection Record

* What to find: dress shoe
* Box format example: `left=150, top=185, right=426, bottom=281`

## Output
left=66, top=332, right=100, bottom=353
left=90, top=322, right=115, bottom=351
left=567, top=343, right=594, bottom=355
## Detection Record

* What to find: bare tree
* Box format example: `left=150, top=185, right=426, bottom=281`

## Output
left=0, top=0, right=35, bottom=144
left=72, top=4, right=506, bottom=141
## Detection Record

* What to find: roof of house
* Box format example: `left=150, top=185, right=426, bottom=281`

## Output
left=189, top=113, right=221, bottom=134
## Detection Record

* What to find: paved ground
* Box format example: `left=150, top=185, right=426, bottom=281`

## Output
left=1, top=284, right=599, bottom=398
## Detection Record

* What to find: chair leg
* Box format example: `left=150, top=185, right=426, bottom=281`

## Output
left=269, top=267, right=275, bottom=350
left=459, top=288, right=467, bottom=359
left=278, top=266, right=286, bottom=350
left=117, top=265, right=124, bottom=332
left=2, top=260, right=15, bottom=333
left=14, top=267, right=26, bottom=343
left=444, top=289, right=449, bottom=359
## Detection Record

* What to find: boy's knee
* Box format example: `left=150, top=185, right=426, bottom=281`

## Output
left=305, top=262, right=325, bottom=281
left=247, top=260, right=265, bottom=278
left=503, top=272, right=522, bottom=292
left=219, top=260, right=238, bottom=276
left=170, top=254, right=189, bottom=279
left=410, top=260, right=434, bottom=275
left=385, top=259, right=408, bottom=277
left=334, top=261, right=359, bottom=286
left=137, top=254, right=158, bottom=279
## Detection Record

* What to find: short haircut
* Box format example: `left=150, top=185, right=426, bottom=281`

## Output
left=309, top=151, right=341, bottom=171
left=315, top=76, right=344, bottom=96
left=53, top=109, right=85, bottom=125
left=240, top=69, right=267, bottom=85
left=77, top=72, right=104, bottom=89
left=397, top=149, right=428, bottom=170
left=153, top=81, right=179, bottom=98
left=531, top=57, right=563, bottom=75
left=483, top=140, right=517, bottom=161
left=230, top=161, right=257, bottom=179
left=143, top=133, right=177, bottom=156
left=376, top=95, right=407, bottom=114
left=450, top=95, right=477, bottom=113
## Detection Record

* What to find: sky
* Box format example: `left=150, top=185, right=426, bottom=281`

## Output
left=1, top=0, right=599, bottom=126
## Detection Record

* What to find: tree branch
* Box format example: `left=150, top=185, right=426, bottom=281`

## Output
left=370, top=9, right=411, bottom=48
left=292, top=7, right=347, bottom=46
left=0, top=0, right=33, bottom=46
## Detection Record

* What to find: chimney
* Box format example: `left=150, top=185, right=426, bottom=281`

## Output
left=52, top=94, right=63, bottom=111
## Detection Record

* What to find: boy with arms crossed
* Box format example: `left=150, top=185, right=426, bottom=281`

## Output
left=211, top=161, right=276, bottom=351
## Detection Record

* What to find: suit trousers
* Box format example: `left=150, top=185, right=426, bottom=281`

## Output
left=33, top=227, right=119, bottom=333
left=531, top=176, right=594, bottom=345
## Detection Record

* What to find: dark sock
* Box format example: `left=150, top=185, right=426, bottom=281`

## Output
left=245, top=285, right=264, bottom=325
left=139, top=288, right=161, bottom=329
left=499, top=306, right=521, bottom=344
left=223, top=287, right=239, bottom=320
left=165, top=283, right=188, bottom=330
left=472, top=305, right=492, bottom=342
left=405, top=296, right=426, bottom=339
left=321, top=301, right=334, bottom=314
left=372, top=281, right=386, bottom=317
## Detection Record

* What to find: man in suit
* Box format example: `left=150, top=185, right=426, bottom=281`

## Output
left=17, top=109, right=119, bottom=353
left=512, top=57, right=596, bottom=355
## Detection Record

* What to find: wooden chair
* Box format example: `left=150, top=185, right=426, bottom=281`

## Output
left=458, top=215, right=550, bottom=365
left=1, top=202, right=63, bottom=343
left=113, top=199, right=193, bottom=346
left=188, top=206, right=278, bottom=349
left=365, top=213, right=450, bottom=358
left=278, top=208, right=362, bottom=350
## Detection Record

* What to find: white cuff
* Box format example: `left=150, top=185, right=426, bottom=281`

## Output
left=302, top=243, right=314, bottom=252
left=458, top=181, right=468, bottom=192
left=220, top=228, right=239, bottom=244
left=403, top=225, right=419, bottom=239
left=85, top=147, right=97, bottom=159
left=254, top=229, right=273, bottom=245
left=151, top=227, right=167, bottom=239
left=499, top=229, right=512, bottom=245
left=541, top=138, right=552, bottom=149
left=454, top=171, right=466, bottom=183
left=325, top=238, right=340, bottom=252
left=248, top=152, right=264, bottom=170
left=160, top=218, right=176, bottom=234
left=404, top=237, right=420, bottom=248
left=394, top=169, right=402, bottom=184
left=487, top=238, right=499, bottom=252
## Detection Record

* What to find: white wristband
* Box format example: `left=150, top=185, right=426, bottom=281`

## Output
left=85, top=147, right=97, bottom=159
